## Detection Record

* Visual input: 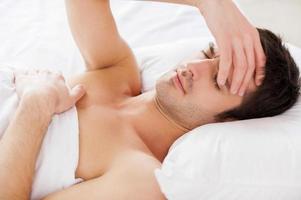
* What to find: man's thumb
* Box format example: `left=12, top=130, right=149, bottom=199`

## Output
left=70, top=84, right=86, bottom=103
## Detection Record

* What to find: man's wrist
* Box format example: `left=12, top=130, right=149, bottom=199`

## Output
left=196, top=0, right=229, bottom=15
left=20, top=92, right=56, bottom=118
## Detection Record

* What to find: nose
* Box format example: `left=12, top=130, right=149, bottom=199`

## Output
left=178, top=65, right=193, bottom=79
left=186, top=59, right=217, bottom=81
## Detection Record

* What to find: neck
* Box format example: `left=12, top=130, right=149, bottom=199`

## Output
left=122, top=90, right=189, bottom=162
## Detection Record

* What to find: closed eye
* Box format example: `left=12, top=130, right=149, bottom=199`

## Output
left=213, top=57, right=220, bottom=90
left=213, top=73, right=220, bottom=90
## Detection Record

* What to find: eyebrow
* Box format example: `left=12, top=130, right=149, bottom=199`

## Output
left=209, top=42, right=215, bottom=56
left=203, top=43, right=220, bottom=60
left=201, top=49, right=211, bottom=59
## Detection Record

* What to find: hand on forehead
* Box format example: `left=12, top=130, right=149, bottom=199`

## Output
left=202, top=42, right=258, bottom=94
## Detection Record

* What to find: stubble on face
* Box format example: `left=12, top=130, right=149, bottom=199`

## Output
left=155, top=71, right=213, bottom=130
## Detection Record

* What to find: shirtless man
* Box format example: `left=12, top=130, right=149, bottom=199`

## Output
left=0, top=0, right=299, bottom=199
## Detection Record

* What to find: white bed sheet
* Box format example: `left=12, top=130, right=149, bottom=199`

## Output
left=0, top=0, right=212, bottom=73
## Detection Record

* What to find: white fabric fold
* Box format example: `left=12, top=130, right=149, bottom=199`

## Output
left=0, top=67, right=81, bottom=200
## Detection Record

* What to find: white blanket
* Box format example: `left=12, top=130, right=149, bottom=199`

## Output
left=0, top=68, right=81, bottom=200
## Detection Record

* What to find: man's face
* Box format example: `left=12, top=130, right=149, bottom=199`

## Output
left=155, top=53, right=257, bottom=129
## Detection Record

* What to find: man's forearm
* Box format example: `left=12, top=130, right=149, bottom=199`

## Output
left=0, top=95, right=52, bottom=200
left=134, top=0, right=194, bottom=6
left=134, top=0, right=217, bottom=7
left=134, top=0, right=228, bottom=18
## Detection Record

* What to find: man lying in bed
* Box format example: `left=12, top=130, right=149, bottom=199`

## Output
left=0, top=0, right=300, bottom=199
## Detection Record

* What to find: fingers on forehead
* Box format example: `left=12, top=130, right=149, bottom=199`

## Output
left=230, top=43, right=248, bottom=92
left=217, top=47, right=232, bottom=81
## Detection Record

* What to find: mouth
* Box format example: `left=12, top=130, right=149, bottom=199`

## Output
left=173, top=70, right=185, bottom=94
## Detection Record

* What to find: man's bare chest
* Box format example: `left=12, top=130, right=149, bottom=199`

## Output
left=68, top=74, right=147, bottom=181
left=74, top=104, right=148, bottom=180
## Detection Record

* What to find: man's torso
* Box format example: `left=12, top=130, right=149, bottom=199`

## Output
left=67, top=67, right=158, bottom=181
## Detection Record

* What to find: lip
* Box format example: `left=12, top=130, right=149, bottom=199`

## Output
left=173, top=70, right=185, bottom=94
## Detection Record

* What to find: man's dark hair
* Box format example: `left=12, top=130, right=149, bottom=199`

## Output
left=216, top=28, right=300, bottom=121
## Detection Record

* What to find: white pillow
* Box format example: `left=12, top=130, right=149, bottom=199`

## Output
left=134, top=37, right=214, bottom=92
left=133, top=38, right=301, bottom=200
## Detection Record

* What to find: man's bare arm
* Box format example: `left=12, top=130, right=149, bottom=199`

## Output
left=135, top=0, right=197, bottom=6
left=0, top=95, right=52, bottom=200
left=137, top=0, right=266, bottom=95
left=0, top=70, right=85, bottom=200
left=65, top=0, right=132, bottom=70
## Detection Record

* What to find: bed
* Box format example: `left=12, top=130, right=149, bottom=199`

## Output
left=1, top=0, right=301, bottom=199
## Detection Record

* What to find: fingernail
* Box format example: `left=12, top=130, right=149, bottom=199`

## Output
left=231, top=87, right=237, bottom=95
left=238, top=90, right=244, bottom=97
left=77, top=85, right=85, bottom=90
left=218, top=78, right=226, bottom=86
left=256, top=79, right=263, bottom=86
